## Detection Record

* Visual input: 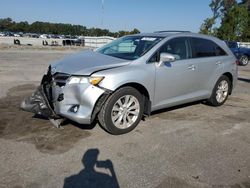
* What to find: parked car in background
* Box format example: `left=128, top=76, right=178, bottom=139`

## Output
left=21, top=31, right=238, bottom=135
left=13, top=32, right=23, bottom=37
left=226, top=41, right=250, bottom=66
left=4, top=32, right=14, bottom=37
left=40, top=34, right=48, bottom=39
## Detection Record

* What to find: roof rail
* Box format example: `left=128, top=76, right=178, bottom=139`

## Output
left=154, top=30, right=191, bottom=33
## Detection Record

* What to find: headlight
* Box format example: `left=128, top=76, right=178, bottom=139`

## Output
left=67, top=77, right=88, bottom=84
left=89, top=76, right=104, bottom=85
left=67, top=76, right=104, bottom=85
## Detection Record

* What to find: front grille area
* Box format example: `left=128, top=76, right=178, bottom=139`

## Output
left=53, top=73, right=70, bottom=87
left=41, top=70, right=71, bottom=109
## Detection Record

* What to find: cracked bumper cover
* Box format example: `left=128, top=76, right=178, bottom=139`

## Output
left=20, top=85, right=59, bottom=119
left=21, top=76, right=109, bottom=124
left=51, top=83, right=107, bottom=124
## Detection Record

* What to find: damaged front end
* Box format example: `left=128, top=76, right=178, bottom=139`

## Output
left=20, top=85, right=65, bottom=127
left=20, top=67, right=62, bottom=127
left=20, top=85, right=59, bottom=119
left=20, top=66, right=110, bottom=128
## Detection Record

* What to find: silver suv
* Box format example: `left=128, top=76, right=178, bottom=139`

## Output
left=21, top=31, right=238, bottom=134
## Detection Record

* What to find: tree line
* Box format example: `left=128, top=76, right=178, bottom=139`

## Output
left=200, top=0, right=250, bottom=42
left=0, top=18, right=140, bottom=37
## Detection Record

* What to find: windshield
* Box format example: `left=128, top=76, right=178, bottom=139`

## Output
left=96, top=36, right=163, bottom=60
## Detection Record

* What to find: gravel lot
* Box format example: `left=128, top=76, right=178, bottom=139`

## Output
left=0, top=47, right=250, bottom=188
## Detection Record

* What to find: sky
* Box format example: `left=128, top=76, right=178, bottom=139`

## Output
left=0, top=0, right=212, bottom=33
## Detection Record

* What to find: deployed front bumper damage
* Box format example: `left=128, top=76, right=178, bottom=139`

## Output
left=21, top=85, right=58, bottom=118
left=21, top=72, right=109, bottom=127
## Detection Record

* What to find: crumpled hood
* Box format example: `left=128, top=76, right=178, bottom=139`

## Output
left=51, top=50, right=130, bottom=75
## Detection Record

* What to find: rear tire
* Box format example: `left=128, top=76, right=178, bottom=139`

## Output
left=207, top=75, right=231, bottom=106
left=240, top=55, right=249, bottom=66
left=98, top=86, right=144, bottom=135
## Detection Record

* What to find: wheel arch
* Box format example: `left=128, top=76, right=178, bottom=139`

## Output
left=115, top=82, right=152, bottom=116
left=222, top=72, right=233, bottom=94
left=91, top=82, right=152, bottom=122
left=242, top=53, right=249, bottom=58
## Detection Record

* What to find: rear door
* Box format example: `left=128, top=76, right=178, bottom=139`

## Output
left=189, top=37, right=226, bottom=94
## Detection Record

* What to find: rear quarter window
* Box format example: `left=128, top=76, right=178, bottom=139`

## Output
left=191, top=38, right=227, bottom=58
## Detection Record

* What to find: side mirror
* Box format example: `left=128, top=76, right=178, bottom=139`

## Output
left=157, top=53, right=175, bottom=67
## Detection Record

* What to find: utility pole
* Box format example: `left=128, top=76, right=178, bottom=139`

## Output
left=101, top=0, right=104, bottom=28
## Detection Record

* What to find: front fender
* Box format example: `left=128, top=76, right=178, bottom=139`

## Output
left=93, top=64, right=155, bottom=100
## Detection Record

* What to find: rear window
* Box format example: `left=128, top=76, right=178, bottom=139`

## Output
left=226, top=41, right=237, bottom=48
left=191, top=38, right=227, bottom=58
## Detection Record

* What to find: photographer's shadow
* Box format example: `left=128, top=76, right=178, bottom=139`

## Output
left=63, top=148, right=120, bottom=188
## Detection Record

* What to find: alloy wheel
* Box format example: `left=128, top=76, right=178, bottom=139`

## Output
left=216, top=80, right=229, bottom=103
left=111, top=95, right=140, bottom=129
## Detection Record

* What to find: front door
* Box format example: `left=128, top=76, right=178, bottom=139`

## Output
left=152, top=37, right=199, bottom=110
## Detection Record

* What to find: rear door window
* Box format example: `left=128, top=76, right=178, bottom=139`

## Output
left=191, top=38, right=227, bottom=58
left=226, top=41, right=237, bottom=49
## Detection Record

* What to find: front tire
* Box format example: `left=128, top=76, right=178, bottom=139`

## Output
left=207, top=75, right=231, bottom=106
left=98, top=87, right=144, bottom=135
left=240, top=55, right=249, bottom=66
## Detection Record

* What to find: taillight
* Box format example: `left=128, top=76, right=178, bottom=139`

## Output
left=235, top=60, right=240, bottom=65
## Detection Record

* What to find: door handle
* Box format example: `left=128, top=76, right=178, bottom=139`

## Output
left=216, top=61, right=222, bottom=65
left=188, top=65, right=196, bottom=70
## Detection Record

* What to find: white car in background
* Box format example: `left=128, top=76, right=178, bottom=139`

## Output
left=40, top=34, right=48, bottom=39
